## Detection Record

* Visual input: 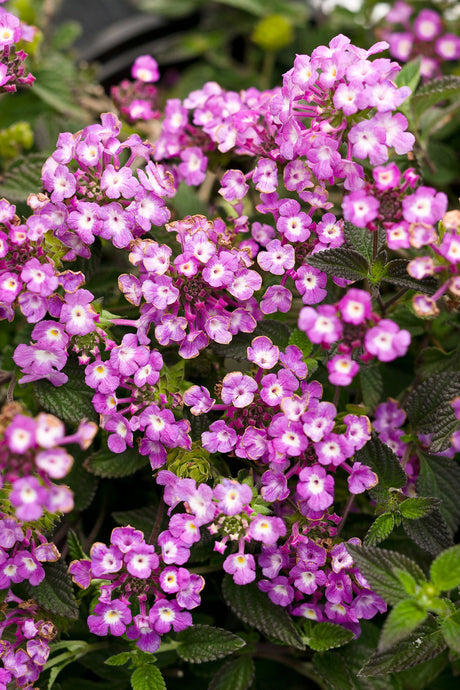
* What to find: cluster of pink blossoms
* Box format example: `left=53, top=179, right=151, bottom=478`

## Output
left=0, top=403, right=97, bottom=520
left=298, top=288, right=411, bottom=386
left=111, top=54, right=161, bottom=123
left=380, top=1, right=460, bottom=79
left=69, top=525, right=204, bottom=652
left=0, top=4, right=35, bottom=92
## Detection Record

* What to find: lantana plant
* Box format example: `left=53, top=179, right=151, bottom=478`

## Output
left=1, top=1, right=460, bottom=688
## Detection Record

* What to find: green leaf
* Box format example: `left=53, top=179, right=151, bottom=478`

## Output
left=354, top=435, right=407, bottom=503
left=378, top=600, right=427, bottom=652
left=417, top=348, right=460, bottom=380
left=85, top=446, right=148, bottom=478
left=359, top=617, right=446, bottom=675
left=305, top=248, right=369, bottom=282
left=364, top=513, right=395, bottom=547
left=430, top=545, right=460, bottom=592
left=34, top=357, right=98, bottom=428
left=399, top=497, right=440, bottom=520
left=130, top=664, right=165, bottom=690
left=343, top=222, right=386, bottom=263
left=395, top=58, right=421, bottom=92
left=0, top=152, right=44, bottom=202
left=288, top=328, right=313, bottom=357
left=105, top=652, right=131, bottom=667
left=417, top=452, right=460, bottom=533
left=26, top=562, right=78, bottom=619
left=441, top=611, right=460, bottom=653
left=406, top=373, right=460, bottom=453
left=312, top=652, right=353, bottom=690
left=222, top=575, right=304, bottom=649
left=65, top=449, right=99, bottom=511
left=308, top=622, right=354, bottom=652
left=112, top=506, right=156, bottom=535
left=208, top=656, right=255, bottom=690
left=176, top=624, right=246, bottom=663
left=359, top=364, right=383, bottom=414
left=66, top=529, right=87, bottom=562
left=403, top=509, right=453, bottom=556
left=254, top=319, right=290, bottom=348
left=380, top=259, right=437, bottom=294
left=346, top=545, right=426, bottom=606
left=412, top=75, right=460, bottom=121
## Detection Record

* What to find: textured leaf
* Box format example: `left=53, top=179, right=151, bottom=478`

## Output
left=305, top=248, right=369, bottom=282
left=359, top=364, right=383, bottom=414
left=380, top=259, right=437, bottom=294
left=112, top=506, right=157, bottom=535
left=417, top=453, right=460, bottom=533
left=208, top=656, right=254, bottom=690
left=105, top=652, right=131, bottom=666
left=430, top=545, right=460, bottom=592
left=34, top=357, right=98, bottom=428
left=222, top=575, right=304, bottom=649
left=0, top=152, right=44, bottom=202
left=66, top=530, right=87, bottom=562
left=346, top=545, right=426, bottom=606
left=176, top=624, right=245, bottom=663
left=417, top=347, right=460, bottom=380
left=26, top=562, right=78, bottom=619
left=288, top=328, right=313, bottom=357
left=308, top=622, right=354, bottom=651
left=130, top=664, right=165, bottom=690
left=394, top=58, right=421, bottom=92
left=359, top=617, right=446, bottom=675
left=399, top=497, right=440, bottom=520
left=354, top=435, right=407, bottom=502
left=313, top=652, right=353, bottom=690
left=254, top=319, right=290, bottom=348
left=406, top=373, right=460, bottom=450
left=403, top=509, right=453, bottom=555
left=378, top=601, right=427, bottom=652
left=412, top=75, right=460, bottom=120
left=85, top=446, right=148, bottom=478
left=364, top=513, right=395, bottom=547
left=441, top=611, right=460, bottom=653
left=343, top=222, right=386, bottom=263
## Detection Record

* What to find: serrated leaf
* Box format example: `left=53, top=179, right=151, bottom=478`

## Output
left=254, top=319, right=290, bottom=348
left=441, top=611, right=460, bottom=653
left=403, top=509, right=453, bottom=555
left=354, top=435, right=407, bottom=502
left=34, top=357, right=98, bottom=428
left=359, top=364, right=383, bottom=414
left=417, top=452, right=460, bottom=533
left=364, top=513, right=395, bottom=546
left=26, top=562, right=78, bottom=619
left=305, top=248, right=369, bottom=282
left=222, top=575, right=304, bottom=649
left=412, top=75, right=460, bottom=120
left=112, top=506, right=156, bottom=535
left=308, top=622, right=354, bottom=651
left=399, top=497, right=440, bottom=520
left=313, top=651, right=353, bottom=690
left=406, top=373, right=460, bottom=452
left=359, top=617, right=446, bottom=675
left=378, top=600, right=427, bottom=652
left=417, top=348, right=460, bottom=380
left=380, top=259, right=437, bottom=294
left=343, top=222, right=386, bottom=263
left=67, top=530, right=87, bottom=562
left=130, top=664, right=165, bottom=690
left=0, top=152, right=44, bottom=202
left=288, top=329, right=313, bottom=357
left=430, top=545, right=460, bottom=592
left=395, top=58, right=421, bottom=92
left=346, top=545, right=426, bottom=606
left=105, top=652, right=131, bottom=666
left=208, top=656, right=254, bottom=690
left=176, top=624, right=245, bottom=663
left=85, top=446, right=148, bottom=478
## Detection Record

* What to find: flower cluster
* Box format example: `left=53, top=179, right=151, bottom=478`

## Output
left=0, top=402, right=96, bottom=521
left=380, top=1, right=460, bottom=79
left=111, top=54, right=161, bottom=123
left=0, top=6, right=35, bottom=92
left=299, top=288, right=411, bottom=385
left=69, top=525, right=203, bottom=651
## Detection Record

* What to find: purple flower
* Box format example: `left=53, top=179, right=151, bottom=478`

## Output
left=221, top=371, right=258, bottom=408
left=223, top=552, right=256, bottom=585
left=213, top=479, right=253, bottom=516
left=297, top=465, right=334, bottom=511
left=258, top=576, right=294, bottom=606
left=298, top=305, right=343, bottom=346
left=248, top=515, right=286, bottom=545
left=88, top=598, right=132, bottom=636
left=150, top=599, right=192, bottom=633
left=348, top=462, right=378, bottom=494
left=327, top=354, right=360, bottom=386
left=295, top=265, right=328, bottom=305
left=247, top=336, right=279, bottom=370
left=257, top=239, right=295, bottom=275
left=202, top=420, right=237, bottom=453
left=60, top=289, right=96, bottom=336
left=364, top=319, right=411, bottom=362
